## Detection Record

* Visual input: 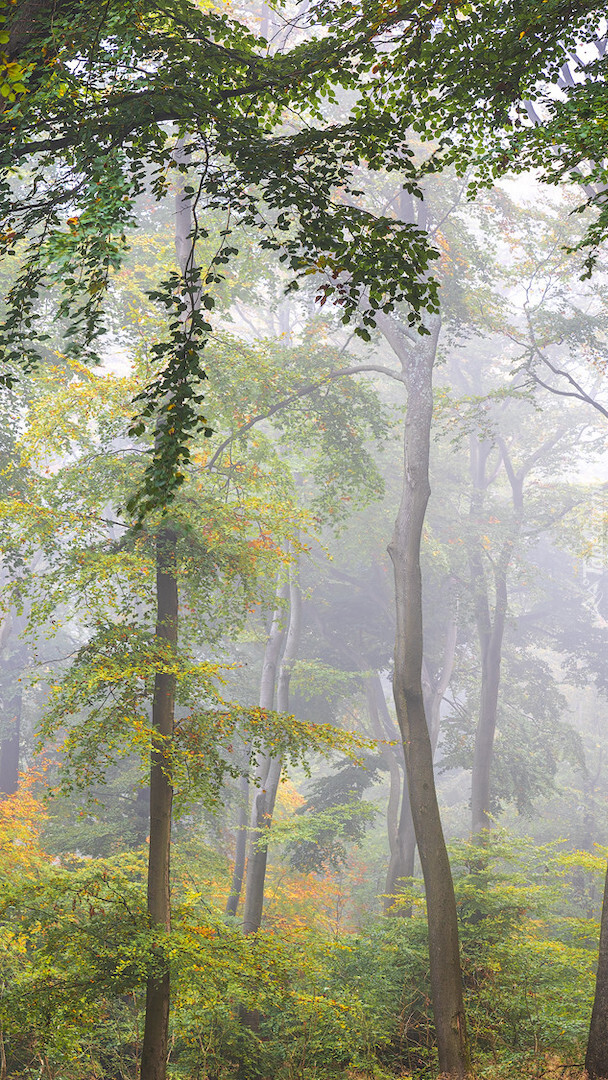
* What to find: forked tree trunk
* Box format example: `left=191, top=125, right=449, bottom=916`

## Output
left=240, top=581, right=287, bottom=934
left=388, top=315, right=470, bottom=1078
left=140, top=526, right=178, bottom=1080
left=243, top=557, right=301, bottom=935
left=586, top=862, right=608, bottom=1079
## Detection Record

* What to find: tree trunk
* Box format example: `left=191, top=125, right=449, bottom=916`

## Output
left=384, top=782, right=416, bottom=915
left=0, top=683, right=23, bottom=796
left=586, top=862, right=608, bottom=1079
left=225, top=771, right=250, bottom=917
left=468, top=438, right=523, bottom=838
left=423, top=605, right=458, bottom=751
left=241, top=581, right=287, bottom=934
left=242, top=558, right=301, bottom=935
left=140, top=526, right=178, bottom=1080
left=383, top=605, right=458, bottom=913
left=0, top=625, right=28, bottom=797
left=468, top=439, right=502, bottom=838
left=365, top=673, right=416, bottom=915
left=388, top=315, right=470, bottom=1078
left=470, top=572, right=507, bottom=837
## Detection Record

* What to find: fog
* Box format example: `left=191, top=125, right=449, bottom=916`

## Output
left=1, top=2, right=607, bottom=1079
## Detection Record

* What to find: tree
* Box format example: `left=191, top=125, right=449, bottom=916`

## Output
left=388, top=1, right=607, bottom=254
left=384, top=309, right=470, bottom=1078
left=1, top=0, right=446, bottom=512
left=1, top=266, right=395, bottom=1072
left=242, top=552, right=301, bottom=936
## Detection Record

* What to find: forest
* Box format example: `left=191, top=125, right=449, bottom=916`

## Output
left=0, top=1, right=607, bottom=1079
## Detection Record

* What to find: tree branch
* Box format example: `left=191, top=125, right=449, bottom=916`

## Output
left=204, top=361, right=403, bottom=470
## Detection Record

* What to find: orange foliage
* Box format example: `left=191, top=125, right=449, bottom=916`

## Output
left=0, top=773, right=49, bottom=876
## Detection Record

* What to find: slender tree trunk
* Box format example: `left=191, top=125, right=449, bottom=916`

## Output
left=140, top=526, right=178, bottom=1080
left=241, top=581, right=287, bottom=934
left=383, top=603, right=458, bottom=914
left=423, top=605, right=458, bottom=750
left=0, top=682, right=23, bottom=796
left=140, top=143, right=199, bottom=1080
left=0, top=616, right=28, bottom=797
left=586, top=863, right=608, bottom=1079
left=225, top=771, right=250, bottom=916
left=470, top=580, right=506, bottom=836
left=385, top=783, right=416, bottom=915
left=366, top=674, right=417, bottom=915
left=468, top=440, right=503, bottom=838
left=226, top=577, right=287, bottom=918
left=243, top=557, right=301, bottom=935
left=366, top=677, right=409, bottom=874
left=388, top=315, right=470, bottom=1078
left=468, top=439, right=523, bottom=838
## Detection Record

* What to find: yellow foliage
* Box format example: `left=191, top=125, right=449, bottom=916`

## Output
left=0, top=773, right=49, bottom=877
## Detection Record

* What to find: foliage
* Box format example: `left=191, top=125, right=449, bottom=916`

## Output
left=386, top=1, right=608, bottom=265
left=0, top=800, right=603, bottom=1080
left=39, top=614, right=373, bottom=808
left=286, top=755, right=382, bottom=873
left=1, top=0, right=449, bottom=511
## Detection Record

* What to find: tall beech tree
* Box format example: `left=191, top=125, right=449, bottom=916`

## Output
left=141, top=525, right=178, bottom=1080
left=382, top=310, right=470, bottom=1078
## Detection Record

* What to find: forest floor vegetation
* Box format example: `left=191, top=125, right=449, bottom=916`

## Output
left=0, top=782, right=601, bottom=1080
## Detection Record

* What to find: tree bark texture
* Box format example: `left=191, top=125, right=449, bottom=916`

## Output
left=388, top=315, right=470, bottom=1078
left=243, top=560, right=301, bottom=935
left=586, top=862, right=608, bottom=1079
left=140, top=526, right=178, bottom=1080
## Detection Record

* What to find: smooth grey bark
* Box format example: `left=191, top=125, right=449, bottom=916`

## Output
left=140, top=526, right=178, bottom=1080
left=242, top=559, right=301, bottom=935
left=0, top=679, right=23, bottom=797
left=365, top=673, right=412, bottom=911
left=422, top=608, right=458, bottom=752
left=366, top=674, right=416, bottom=916
left=383, top=607, right=458, bottom=914
left=385, top=311, right=470, bottom=1078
